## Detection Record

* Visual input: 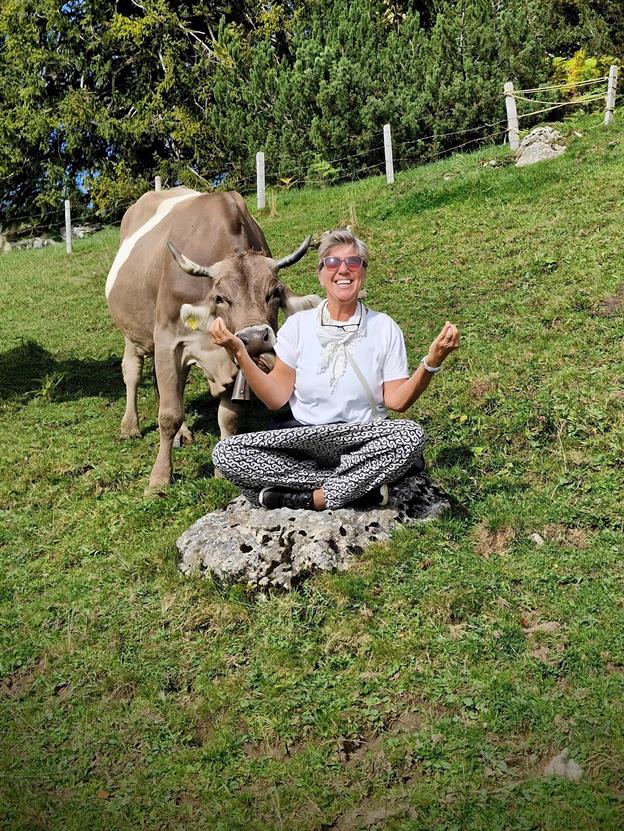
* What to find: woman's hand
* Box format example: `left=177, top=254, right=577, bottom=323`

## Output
left=208, top=319, right=295, bottom=411
left=425, top=321, right=460, bottom=368
left=208, top=317, right=245, bottom=361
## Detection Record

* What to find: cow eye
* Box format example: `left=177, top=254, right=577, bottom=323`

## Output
left=268, top=285, right=284, bottom=302
left=214, top=295, right=229, bottom=305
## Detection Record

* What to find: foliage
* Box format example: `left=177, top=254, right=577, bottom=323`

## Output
left=1, top=111, right=623, bottom=829
left=0, top=0, right=622, bottom=224
left=306, top=155, right=341, bottom=187
left=552, top=49, right=620, bottom=97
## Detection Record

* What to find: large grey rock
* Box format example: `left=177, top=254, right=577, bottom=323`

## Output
left=177, top=473, right=450, bottom=590
left=60, top=224, right=99, bottom=241
left=11, top=236, right=57, bottom=250
left=515, top=127, right=565, bottom=167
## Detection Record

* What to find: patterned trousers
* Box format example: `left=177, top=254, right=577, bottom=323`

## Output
left=212, top=419, right=426, bottom=509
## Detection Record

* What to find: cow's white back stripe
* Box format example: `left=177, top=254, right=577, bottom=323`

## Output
left=105, top=190, right=200, bottom=299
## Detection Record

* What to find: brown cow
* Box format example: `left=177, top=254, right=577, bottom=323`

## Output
left=106, top=187, right=320, bottom=489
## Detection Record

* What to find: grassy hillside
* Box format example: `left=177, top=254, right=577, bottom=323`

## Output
left=1, top=113, right=623, bottom=831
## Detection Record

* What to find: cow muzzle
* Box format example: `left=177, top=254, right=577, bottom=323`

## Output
left=235, top=324, right=276, bottom=357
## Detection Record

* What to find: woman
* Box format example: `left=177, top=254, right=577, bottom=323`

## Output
left=210, top=229, right=459, bottom=510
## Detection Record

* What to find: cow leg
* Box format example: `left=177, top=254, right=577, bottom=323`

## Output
left=120, top=336, right=144, bottom=439
left=214, top=390, right=242, bottom=479
left=173, top=365, right=193, bottom=448
left=149, top=343, right=184, bottom=490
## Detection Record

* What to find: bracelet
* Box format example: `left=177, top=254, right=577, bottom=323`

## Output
left=421, top=356, right=442, bottom=373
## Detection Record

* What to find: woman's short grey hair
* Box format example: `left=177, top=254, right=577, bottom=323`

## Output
left=317, top=229, right=369, bottom=268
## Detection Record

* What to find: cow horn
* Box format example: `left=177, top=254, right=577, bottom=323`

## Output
left=273, top=236, right=311, bottom=271
left=167, top=241, right=216, bottom=278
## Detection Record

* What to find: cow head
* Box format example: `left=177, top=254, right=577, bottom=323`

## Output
left=168, top=237, right=322, bottom=356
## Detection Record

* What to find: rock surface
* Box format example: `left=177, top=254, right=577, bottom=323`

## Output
left=543, top=749, right=583, bottom=782
left=60, top=223, right=100, bottom=241
left=515, top=127, right=565, bottom=167
left=1, top=235, right=57, bottom=252
left=178, top=473, right=450, bottom=589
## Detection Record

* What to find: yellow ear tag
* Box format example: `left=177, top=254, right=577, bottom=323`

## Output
left=186, top=315, right=197, bottom=330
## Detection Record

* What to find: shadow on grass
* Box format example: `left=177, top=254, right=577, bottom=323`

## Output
left=0, top=339, right=125, bottom=402
left=185, top=389, right=271, bottom=438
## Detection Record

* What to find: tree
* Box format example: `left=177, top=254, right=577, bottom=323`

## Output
left=1, top=0, right=621, bottom=227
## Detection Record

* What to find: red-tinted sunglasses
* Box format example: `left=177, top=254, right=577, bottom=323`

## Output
left=320, top=256, right=367, bottom=271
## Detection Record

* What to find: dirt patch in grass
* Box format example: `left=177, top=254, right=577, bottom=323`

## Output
left=330, top=798, right=418, bottom=830
left=470, top=378, right=493, bottom=399
left=104, top=680, right=138, bottom=703
left=472, top=523, right=514, bottom=557
left=542, top=524, right=590, bottom=549
left=520, top=613, right=566, bottom=666
left=336, top=710, right=424, bottom=769
left=594, top=284, right=624, bottom=317
left=527, top=643, right=566, bottom=665
left=1, top=655, right=48, bottom=698
left=243, top=738, right=303, bottom=761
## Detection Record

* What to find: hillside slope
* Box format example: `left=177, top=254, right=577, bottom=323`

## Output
left=1, top=113, right=623, bottom=830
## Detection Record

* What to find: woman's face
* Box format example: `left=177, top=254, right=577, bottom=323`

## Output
left=318, top=243, right=367, bottom=308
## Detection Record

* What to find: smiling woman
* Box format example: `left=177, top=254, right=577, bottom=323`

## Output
left=209, top=228, right=460, bottom=511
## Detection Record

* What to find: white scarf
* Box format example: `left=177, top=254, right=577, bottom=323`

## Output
left=316, top=301, right=366, bottom=392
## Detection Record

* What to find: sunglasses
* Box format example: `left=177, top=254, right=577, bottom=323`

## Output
left=320, top=301, right=363, bottom=332
left=320, top=256, right=367, bottom=271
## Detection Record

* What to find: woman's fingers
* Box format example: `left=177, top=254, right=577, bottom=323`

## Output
left=208, top=316, right=232, bottom=344
left=440, top=322, right=459, bottom=348
left=427, top=322, right=460, bottom=366
left=208, top=317, right=246, bottom=361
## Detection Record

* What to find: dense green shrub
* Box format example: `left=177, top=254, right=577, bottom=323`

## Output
left=0, top=0, right=621, bottom=225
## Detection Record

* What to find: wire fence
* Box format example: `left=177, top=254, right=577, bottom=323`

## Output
left=2, top=71, right=618, bottom=243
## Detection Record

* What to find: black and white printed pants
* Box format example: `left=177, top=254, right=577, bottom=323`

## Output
left=212, top=419, right=426, bottom=508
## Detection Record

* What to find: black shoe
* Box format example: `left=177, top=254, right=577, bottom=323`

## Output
left=351, top=484, right=389, bottom=509
left=259, top=486, right=314, bottom=510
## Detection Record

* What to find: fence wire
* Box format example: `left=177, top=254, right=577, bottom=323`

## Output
left=2, top=73, right=617, bottom=239
left=516, top=93, right=606, bottom=121
left=516, top=76, right=609, bottom=94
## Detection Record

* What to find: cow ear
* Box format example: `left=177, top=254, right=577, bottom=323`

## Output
left=280, top=289, right=323, bottom=318
left=180, top=303, right=215, bottom=332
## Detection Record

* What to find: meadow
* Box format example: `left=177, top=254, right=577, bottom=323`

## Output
left=0, top=112, right=623, bottom=830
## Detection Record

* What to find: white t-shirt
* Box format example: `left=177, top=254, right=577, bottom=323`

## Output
left=274, top=307, right=409, bottom=425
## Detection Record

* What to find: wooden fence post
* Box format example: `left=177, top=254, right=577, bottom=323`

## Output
left=256, top=151, right=265, bottom=210
left=154, top=176, right=162, bottom=191
left=64, top=199, right=72, bottom=255
left=604, top=65, right=618, bottom=126
left=383, top=124, right=394, bottom=184
left=504, top=82, right=520, bottom=150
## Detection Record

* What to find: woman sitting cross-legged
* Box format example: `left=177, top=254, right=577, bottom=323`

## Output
left=210, top=229, right=460, bottom=510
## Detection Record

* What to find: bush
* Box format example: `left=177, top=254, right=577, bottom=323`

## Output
left=551, top=50, right=619, bottom=97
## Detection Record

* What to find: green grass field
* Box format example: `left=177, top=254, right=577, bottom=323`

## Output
left=1, top=112, right=623, bottom=830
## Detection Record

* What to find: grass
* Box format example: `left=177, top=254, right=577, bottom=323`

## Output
left=1, top=112, right=623, bottom=830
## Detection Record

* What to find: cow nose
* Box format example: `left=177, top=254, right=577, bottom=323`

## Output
left=235, top=324, right=276, bottom=356
left=238, top=329, right=270, bottom=345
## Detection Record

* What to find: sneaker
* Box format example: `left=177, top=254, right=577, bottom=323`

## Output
left=259, top=486, right=314, bottom=510
left=352, top=483, right=389, bottom=509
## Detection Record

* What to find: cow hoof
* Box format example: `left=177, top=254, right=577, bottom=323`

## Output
left=120, top=426, right=141, bottom=439
left=145, top=481, right=169, bottom=496
left=173, top=425, right=193, bottom=448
